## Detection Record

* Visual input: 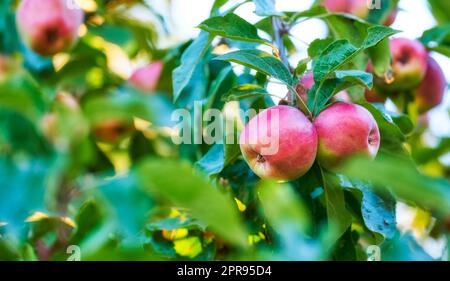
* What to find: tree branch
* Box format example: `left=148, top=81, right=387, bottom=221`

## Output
left=271, top=16, right=296, bottom=105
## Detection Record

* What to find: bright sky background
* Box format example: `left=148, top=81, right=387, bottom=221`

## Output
left=147, top=0, right=450, bottom=141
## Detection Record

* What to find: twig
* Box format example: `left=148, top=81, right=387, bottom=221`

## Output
left=271, top=16, right=297, bottom=105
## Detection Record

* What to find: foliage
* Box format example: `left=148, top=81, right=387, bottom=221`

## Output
left=0, top=0, right=449, bottom=261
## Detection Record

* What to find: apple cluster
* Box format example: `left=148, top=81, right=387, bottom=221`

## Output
left=239, top=102, right=380, bottom=181
left=365, top=38, right=446, bottom=114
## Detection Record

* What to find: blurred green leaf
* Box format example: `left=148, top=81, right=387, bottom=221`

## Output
left=0, top=157, right=48, bottom=237
left=342, top=155, right=450, bottom=216
left=138, top=159, right=248, bottom=248
left=382, top=233, right=434, bottom=261
left=322, top=171, right=352, bottom=239
left=367, top=38, right=392, bottom=77
left=420, top=24, right=450, bottom=57
left=427, top=0, right=450, bottom=25
left=0, top=74, right=46, bottom=121
left=307, top=70, right=373, bottom=114
left=99, top=174, right=153, bottom=238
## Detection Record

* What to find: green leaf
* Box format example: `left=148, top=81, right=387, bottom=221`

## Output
left=0, top=74, right=46, bottom=121
left=147, top=217, right=203, bottom=232
left=295, top=58, right=310, bottom=76
left=199, top=14, right=268, bottom=45
left=308, top=37, right=334, bottom=58
left=372, top=104, right=414, bottom=136
left=253, top=0, right=284, bottom=17
left=322, top=171, right=352, bottom=239
left=205, top=64, right=234, bottom=110
left=215, top=49, right=294, bottom=86
left=258, top=181, right=310, bottom=234
left=138, top=159, right=248, bottom=248
left=382, top=233, right=434, bottom=261
left=221, top=84, right=268, bottom=101
left=0, top=157, right=48, bottom=237
left=362, top=26, right=399, bottom=49
left=307, top=78, right=343, bottom=112
left=307, top=70, right=372, bottom=114
left=420, top=24, right=450, bottom=57
left=173, top=33, right=213, bottom=102
left=99, top=174, right=153, bottom=238
left=0, top=236, right=21, bottom=261
left=342, top=155, right=450, bottom=217
left=313, top=40, right=360, bottom=82
left=70, top=200, right=104, bottom=245
left=341, top=178, right=397, bottom=239
left=195, top=144, right=226, bottom=176
left=428, top=0, right=450, bottom=25
left=367, top=38, right=392, bottom=77
left=258, top=181, right=326, bottom=260
left=83, top=92, right=154, bottom=125
left=210, top=0, right=228, bottom=15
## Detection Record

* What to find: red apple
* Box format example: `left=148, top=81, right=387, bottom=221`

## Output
left=414, top=56, right=446, bottom=113
left=129, top=61, right=163, bottom=93
left=16, top=0, right=84, bottom=56
left=375, top=38, right=428, bottom=92
left=314, top=102, right=380, bottom=169
left=239, top=105, right=318, bottom=181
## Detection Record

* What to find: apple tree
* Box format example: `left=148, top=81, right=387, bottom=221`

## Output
left=0, top=0, right=449, bottom=261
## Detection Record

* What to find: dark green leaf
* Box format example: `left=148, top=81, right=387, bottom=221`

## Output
left=215, top=49, right=294, bottom=86
left=313, top=40, right=360, bottom=82
left=199, top=14, right=268, bottom=45
left=308, top=37, right=334, bottom=58
left=367, top=38, right=392, bottom=77
left=173, top=33, right=213, bottom=102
